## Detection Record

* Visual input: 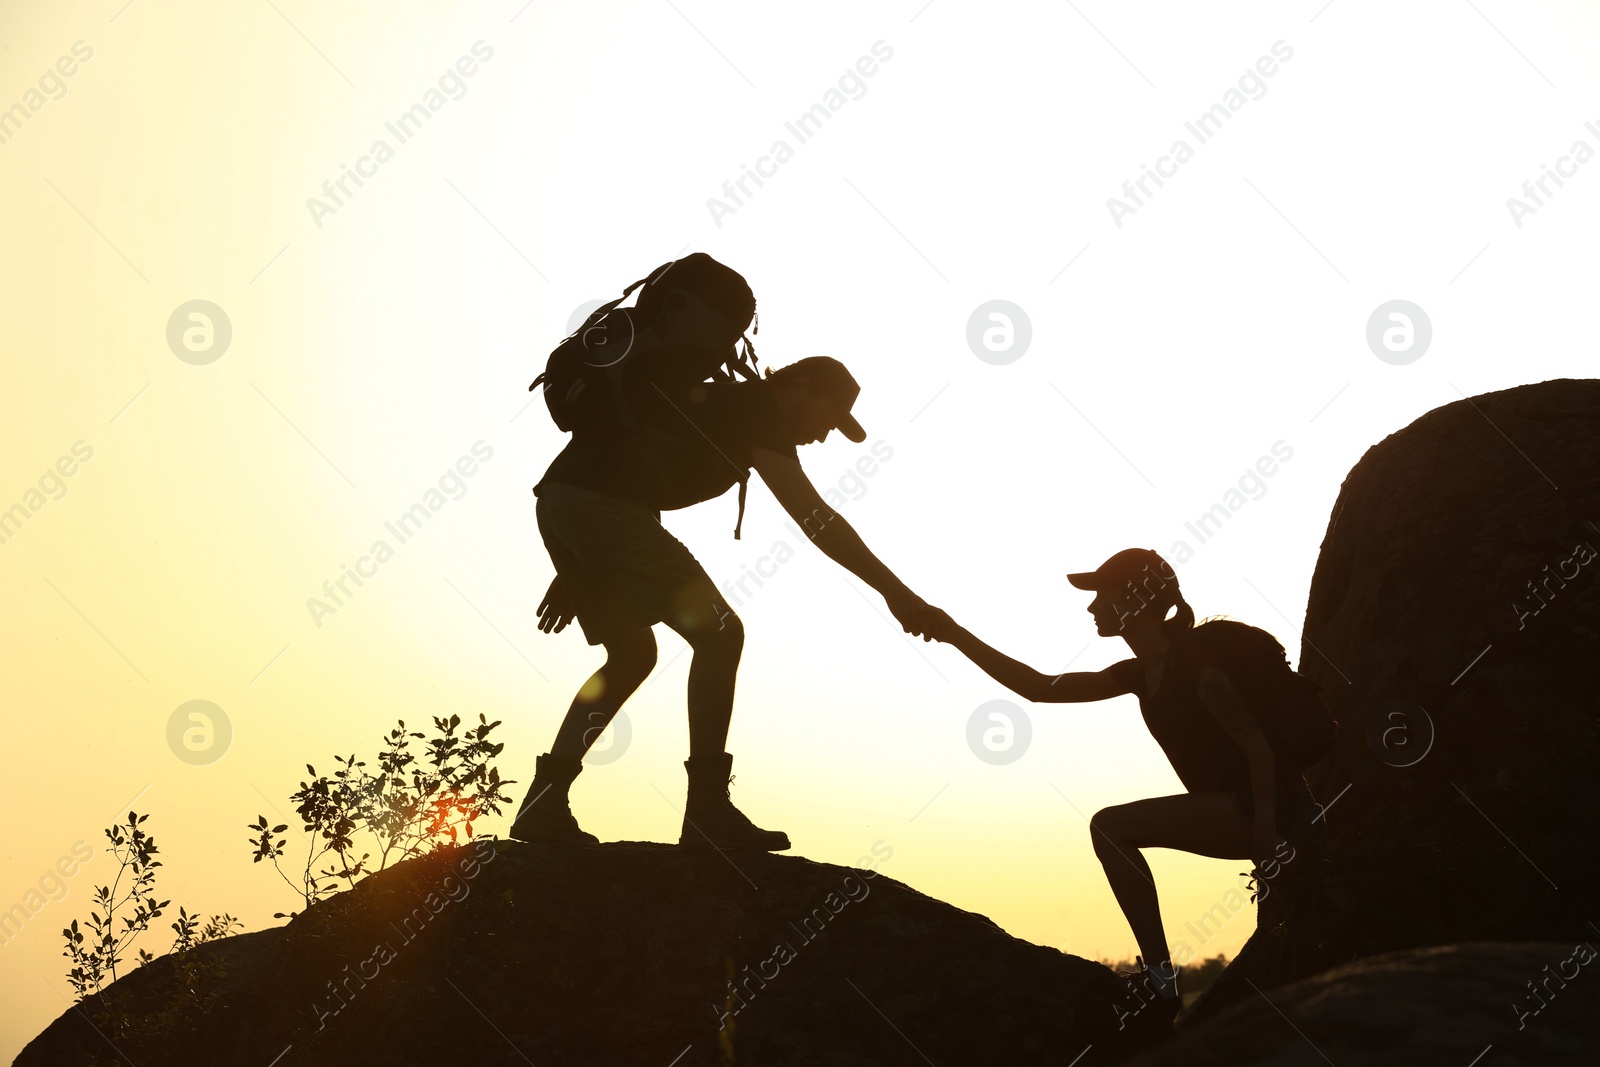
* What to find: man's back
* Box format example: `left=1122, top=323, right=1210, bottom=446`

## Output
left=538, top=385, right=653, bottom=504
left=538, top=366, right=796, bottom=513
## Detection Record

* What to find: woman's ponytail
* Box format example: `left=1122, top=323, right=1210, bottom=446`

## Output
left=1162, top=594, right=1196, bottom=641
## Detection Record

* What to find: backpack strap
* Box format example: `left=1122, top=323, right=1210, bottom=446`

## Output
left=701, top=324, right=759, bottom=539
left=728, top=310, right=762, bottom=382
left=733, top=475, right=748, bottom=540
left=530, top=273, right=653, bottom=393
left=724, top=330, right=761, bottom=539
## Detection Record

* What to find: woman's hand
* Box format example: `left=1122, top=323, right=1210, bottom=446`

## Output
left=887, top=592, right=951, bottom=643
left=920, top=607, right=962, bottom=644
left=537, top=577, right=577, bottom=634
left=1251, top=817, right=1289, bottom=870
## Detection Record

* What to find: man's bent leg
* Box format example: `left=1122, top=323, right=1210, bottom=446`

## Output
left=511, top=628, right=656, bottom=845
left=549, top=627, right=658, bottom=762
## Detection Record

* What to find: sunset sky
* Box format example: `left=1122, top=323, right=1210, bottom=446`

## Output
left=4, top=0, right=1599, bottom=1056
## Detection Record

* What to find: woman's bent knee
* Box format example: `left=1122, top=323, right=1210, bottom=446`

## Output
left=1089, top=806, right=1127, bottom=850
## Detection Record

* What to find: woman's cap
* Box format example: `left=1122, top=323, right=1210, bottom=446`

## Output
left=1067, top=548, right=1177, bottom=596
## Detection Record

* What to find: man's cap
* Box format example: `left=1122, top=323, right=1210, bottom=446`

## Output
left=1067, top=548, right=1177, bottom=595
left=786, top=355, right=866, bottom=442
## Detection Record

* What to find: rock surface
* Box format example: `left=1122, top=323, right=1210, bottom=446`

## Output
left=1191, top=378, right=1600, bottom=1024
left=1140, top=942, right=1600, bottom=1066
left=20, top=840, right=1168, bottom=1066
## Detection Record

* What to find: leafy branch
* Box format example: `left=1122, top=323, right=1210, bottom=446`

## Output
left=248, top=714, right=514, bottom=916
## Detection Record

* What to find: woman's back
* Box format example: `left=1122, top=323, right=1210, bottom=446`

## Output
left=1109, top=624, right=1309, bottom=799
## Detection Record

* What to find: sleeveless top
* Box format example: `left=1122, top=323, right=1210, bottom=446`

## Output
left=1108, top=635, right=1302, bottom=799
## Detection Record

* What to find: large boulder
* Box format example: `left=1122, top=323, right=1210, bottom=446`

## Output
left=19, top=840, right=1168, bottom=1066
left=1138, top=942, right=1600, bottom=1066
left=1192, top=378, right=1600, bottom=1022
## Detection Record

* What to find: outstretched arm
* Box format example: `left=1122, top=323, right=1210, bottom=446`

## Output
left=750, top=447, right=933, bottom=633
left=939, top=618, right=1131, bottom=703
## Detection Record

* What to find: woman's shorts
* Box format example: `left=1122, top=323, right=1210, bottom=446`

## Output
left=535, top=480, right=731, bottom=646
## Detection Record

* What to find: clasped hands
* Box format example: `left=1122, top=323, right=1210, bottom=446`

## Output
left=887, top=592, right=958, bottom=644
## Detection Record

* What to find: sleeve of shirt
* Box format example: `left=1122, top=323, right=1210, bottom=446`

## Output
left=1108, top=657, right=1143, bottom=697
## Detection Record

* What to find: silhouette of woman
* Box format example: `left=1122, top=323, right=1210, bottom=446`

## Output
left=930, top=548, right=1323, bottom=1026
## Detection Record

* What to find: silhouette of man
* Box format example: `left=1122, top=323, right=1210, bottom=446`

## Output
left=513, top=261, right=941, bottom=851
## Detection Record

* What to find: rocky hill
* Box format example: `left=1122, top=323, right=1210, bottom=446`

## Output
left=20, top=840, right=1169, bottom=1066
left=1136, top=942, right=1600, bottom=1065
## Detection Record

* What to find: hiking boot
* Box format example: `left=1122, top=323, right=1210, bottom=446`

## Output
left=1116, top=956, right=1182, bottom=1029
left=678, top=752, right=790, bottom=852
left=509, top=752, right=598, bottom=845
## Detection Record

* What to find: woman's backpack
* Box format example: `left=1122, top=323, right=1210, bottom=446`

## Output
left=1177, top=619, right=1339, bottom=772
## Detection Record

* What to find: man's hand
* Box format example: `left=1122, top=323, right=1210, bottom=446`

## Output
left=537, top=577, right=577, bottom=634
left=919, top=607, right=962, bottom=644
left=887, top=592, right=945, bottom=642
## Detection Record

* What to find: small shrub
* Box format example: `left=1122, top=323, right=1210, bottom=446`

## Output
left=61, top=811, right=240, bottom=1041
left=248, top=713, right=514, bottom=916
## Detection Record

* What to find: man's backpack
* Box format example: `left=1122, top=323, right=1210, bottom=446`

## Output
left=1176, top=619, right=1339, bottom=772
left=529, top=253, right=764, bottom=537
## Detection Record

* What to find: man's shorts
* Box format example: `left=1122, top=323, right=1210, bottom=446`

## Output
left=535, top=479, right=730, bottom=646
